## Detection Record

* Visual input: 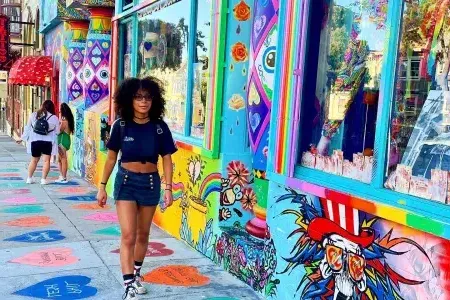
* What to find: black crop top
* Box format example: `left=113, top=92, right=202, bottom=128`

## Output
left=106, top=119, right=177, bottom=164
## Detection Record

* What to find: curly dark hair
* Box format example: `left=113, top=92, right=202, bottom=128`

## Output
left=114, top=77, right=166, bottom=122
left=60, top=103, right=75, bottom=134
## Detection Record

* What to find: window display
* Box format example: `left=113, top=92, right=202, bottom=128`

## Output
left=123, top=22, right=132, bottom=79
left=191, top=0, right=212, bottom=139
left=385, top=0, right=450, bottom=204
left=299, top=0, right=389, bottom=183
left=137, top=0, right=190, bottom=134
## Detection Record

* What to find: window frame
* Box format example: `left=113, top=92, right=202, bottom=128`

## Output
left=268, top=0, right=450, bottom=225
left=113, top=0, right=226, bottom=159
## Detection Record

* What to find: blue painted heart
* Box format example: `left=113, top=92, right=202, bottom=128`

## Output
left=14, top=275, right=97, bottom=299
left=144, top=41, right=153, bottom=51
left=91, top=46, right=102, bottom=56
left=4, top=230, right=65, bottom=243
left=249, top=112, right=261, bottom=132
left=62, top=195, right=96, bottom=202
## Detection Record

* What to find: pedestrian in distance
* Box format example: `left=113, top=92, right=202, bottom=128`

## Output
left=16, top=100, right=60, bottom=185
left=56, top=102, right=74, bottom=184
left=97, top=77, right=177, bottom=300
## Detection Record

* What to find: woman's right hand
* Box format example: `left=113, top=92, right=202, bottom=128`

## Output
left=97, top=188, right=107, bottom=207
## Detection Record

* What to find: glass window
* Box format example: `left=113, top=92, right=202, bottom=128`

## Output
left=123, top=0, right=133, bottom=9
left=385, top=0, right=450, bottom=204
left=122, top=22, right=133, bottom=79
left=298, top=0, right=389, bottom=183
left=137, top=1, right=190, bottom=134
left=190, top=0, right=212, bottom=139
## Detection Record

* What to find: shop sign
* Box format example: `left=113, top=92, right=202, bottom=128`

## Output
left=0, top=15, right=9, bottom=68
left=138, top=0, right=182, bottom=18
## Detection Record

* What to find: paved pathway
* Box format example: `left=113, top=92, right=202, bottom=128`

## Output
left=0, top=136, right=261, bottom=300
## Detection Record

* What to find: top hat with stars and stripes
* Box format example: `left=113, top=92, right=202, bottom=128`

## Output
left=307, top=198, right=375, bottom=248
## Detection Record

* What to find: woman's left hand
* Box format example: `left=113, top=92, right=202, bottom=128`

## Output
left=164, top=189, right=174, bottom=208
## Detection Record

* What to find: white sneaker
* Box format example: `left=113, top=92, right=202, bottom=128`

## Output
left=55, top=176, right=68, bottom=184
left=26, top=177, right=35, bottom=184
left=122, top=285, right=137, bottom=299
left=132, top=277, right=147, bottom=294
left=40, top=178, right=49, bottom=185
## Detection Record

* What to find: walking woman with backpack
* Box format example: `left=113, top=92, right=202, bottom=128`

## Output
left=17, top=100, right=60, bottom=185
left=97, top=77, right=177, bottom=300
left=56, top=103, right=74, bottom=184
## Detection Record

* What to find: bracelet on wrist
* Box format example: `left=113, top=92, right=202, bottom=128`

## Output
left=101, top=182, right=107, bottom=186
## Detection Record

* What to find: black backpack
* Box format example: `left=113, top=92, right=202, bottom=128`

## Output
left=32, top=114, right=54, bottom=135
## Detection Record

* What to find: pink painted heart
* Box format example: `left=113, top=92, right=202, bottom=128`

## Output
left=9, top=247, right=79, bottom=267
left=57, top=187, right=90, bottom=194
left=83, top=212, right=118, bottom=222
left=111, top=242, right=174, bottom=257
left=2, top=196, right=36, bottom=205
left=0, top=173, right=21, bottom=177
left=0, top=189, right=30, bottom=195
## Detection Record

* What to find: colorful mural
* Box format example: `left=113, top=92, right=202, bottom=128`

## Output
left=83, top=8, right=113, bottom=108
left=67, top=21, right=89, bottom=103
left=268, top=183, right=450, bottom=299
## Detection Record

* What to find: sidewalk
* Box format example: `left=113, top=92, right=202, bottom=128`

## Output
left=0, top=136, right=261, bottom=300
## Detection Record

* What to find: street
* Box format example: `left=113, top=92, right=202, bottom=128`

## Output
left=0, top=136, right=261, bottom=300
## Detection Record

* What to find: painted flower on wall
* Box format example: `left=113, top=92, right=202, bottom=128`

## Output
left=233, top=0, right=251, bottom=21
left=228, top=94, right=246, bottom=111
left=227, top=161, right=250, bottom=186
left=242, top=188, right=257, bottom=211
left=231, top=42, right=249, bottom=62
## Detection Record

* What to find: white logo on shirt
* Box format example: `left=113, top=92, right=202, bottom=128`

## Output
left=124, top=136, right=134, bottom=142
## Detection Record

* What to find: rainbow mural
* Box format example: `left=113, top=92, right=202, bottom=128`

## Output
left=199, top=173, right=222, bottom=201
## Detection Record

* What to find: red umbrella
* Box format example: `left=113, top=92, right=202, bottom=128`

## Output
left=9, top=56, right=53, bottom=87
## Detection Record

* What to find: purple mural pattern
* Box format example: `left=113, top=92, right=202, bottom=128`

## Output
left=83, top=34, right=111, bottom=108
left=247, top=0, right=279, bottom=171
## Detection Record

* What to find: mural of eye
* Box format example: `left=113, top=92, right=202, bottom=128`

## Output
left=96, top=66, right=109, bottom=85
left=263, top=46, right=276, bottom=74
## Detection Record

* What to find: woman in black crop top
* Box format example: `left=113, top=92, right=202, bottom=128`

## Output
left=97, top=77, right=177, bottom=300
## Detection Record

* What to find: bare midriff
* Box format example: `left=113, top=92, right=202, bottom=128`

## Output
left=121, top=162, right=158, bottom=173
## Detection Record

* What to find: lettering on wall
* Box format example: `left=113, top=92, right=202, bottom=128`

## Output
left=0, top=14, right=10, bottom=67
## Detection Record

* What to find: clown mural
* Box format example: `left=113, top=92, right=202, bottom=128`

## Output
left=275, top=189, right=434, bottom=300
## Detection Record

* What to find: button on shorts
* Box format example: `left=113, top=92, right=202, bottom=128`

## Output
left=113, top=166, right=161, bottom=206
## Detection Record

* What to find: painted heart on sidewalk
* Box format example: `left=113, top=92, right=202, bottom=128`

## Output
left=0, top=173, right=21, bottom=177
left=62, top=195, right=96, bottom=201
left=2, top=196, right=36, bottom=204
left=84, top=212, right=118, bottom=222
left=4, top=216, right=53, bottom=227
left=4, top=230, right=65, bottom=243
left=9, top=247, right=79, bottom=267
left=57, top=187, right=90, bottom=194
left=142, top=265, right=210, bottom=287
left=111, top=242, right=174, bottom=257
left=1, top=205, right=44, bottom=214
left=0, top=188, right=29, bottom=195
left=0, top=177, right=23, bottom=180
left=14, top=275, right=97, bottom=299
left=73, top=203, right=110, bottom=210
left=93, top=225, right=121, bottom=236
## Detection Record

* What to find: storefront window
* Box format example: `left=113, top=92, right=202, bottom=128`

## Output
left=123, top=22, right=132, bottom=79
left=298, top=0, right=389, bottom=183
left=385, top=0, right=450, bottom=204
left=191, top=0, right=212, bottom=139
left=123, top=0, right=133, bottom=9
left=137, top=0, right=190, bottom=134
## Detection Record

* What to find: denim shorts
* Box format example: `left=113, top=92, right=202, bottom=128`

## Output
left=113, top=166, right=161, bottom=206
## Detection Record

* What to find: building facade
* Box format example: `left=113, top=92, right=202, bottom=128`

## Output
left=106, top=1, right=450, bottom=299
left=6, top=0, right=445, bottom=299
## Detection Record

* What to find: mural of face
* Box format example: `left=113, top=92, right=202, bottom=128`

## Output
left=220, top=178, right=244, bottom=206
left=320, top=234, right=366, bottom=299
